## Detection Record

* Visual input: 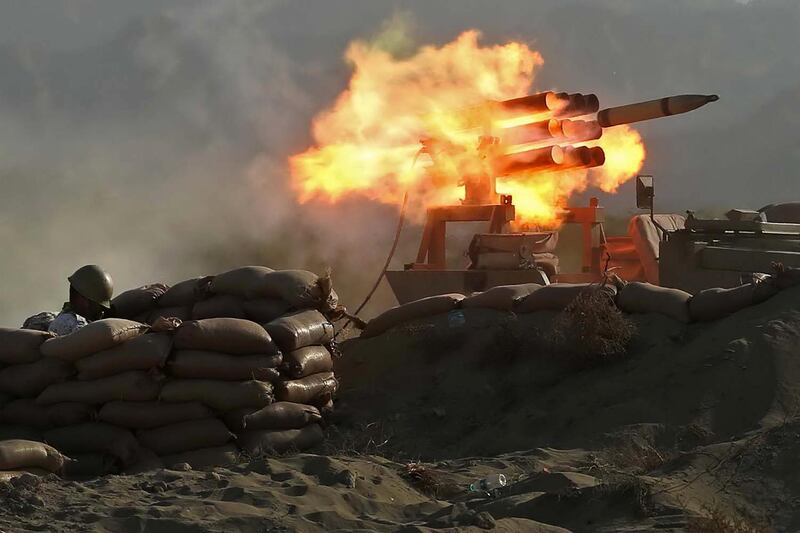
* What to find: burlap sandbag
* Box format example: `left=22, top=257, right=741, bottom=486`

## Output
left=260, top=270, right=338, bottom=310
left=239, top=424, right=324, bottom=455
left=242, top=299, right=293, bottom=324
left=209, top=266, right=274, bottom=299
left=123, top=447, right=164, bottom=474
left=275, top=372, right=337, bottom=404
left=0, top=357, right=74, bottom=397
left=97, top=401, right=213, bottom=429
left=158, top=277, right=209, bottom=308
left=169, top=351, right=282, bottom=382
left=0, top=425, right=42, bottom=442
left=516, top=283, right=616, bottom=313
left=282, top=346, right=333, bottom=379
left=319, top=398, right=334, bottom=416
left=0, top=469, right=53, bottom=482
left=462, top=283, right=543, bottom=311
left=243, top=402, right=322, bottom=431
left=37, top=370, right=162, bottom=405
left=0, top=439, right=66, bottom=472
left=362, top=293, right=465, bottom=338
left=41, top=319, right=150, bottom=362
left=173, top=318, right=278, bottom=355
left=192, top=295, right=247, bottom=320
left=148, top=306, right=192, bottom=324
left=136, top=418, right=234, bottom=456
left=44, top=422, right=140, bottom=466
left=689, top=282, right=777, bottom=322
left=160, top=379, right=274, bottom=412
left=110, top=284, right=168, bottom=319
left=161, top=444, right=239, bottom=470
left=74, top=333, right=172, bottom=380
left=264, top=310, right=334, bottom=352
left=616, top=281, right=691, bottom=323
left=63, top=453, right=120, bottom=478
left=1, top=399, right=93, bottom=428
left=0, top=328, right=53, bottom=364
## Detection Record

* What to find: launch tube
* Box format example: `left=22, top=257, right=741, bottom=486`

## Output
left=496, top=145, right=564, bottom=175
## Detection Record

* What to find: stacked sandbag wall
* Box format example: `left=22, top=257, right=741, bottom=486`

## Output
left=0, top=266, right=339, bottom=478
left=361, top=273, right=790, bottom=337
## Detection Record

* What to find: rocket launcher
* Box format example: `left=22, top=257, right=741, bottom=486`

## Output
left=426, top=92, right=718, bottom=177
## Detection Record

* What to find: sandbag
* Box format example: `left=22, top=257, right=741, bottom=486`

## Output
left=275, top=372, right=337, bottom=404
left=616, top=282, right=691, bottom=323
left=242, top=299, right=293, bottom=324
left=44, top=422, right=140, bottom=466
left=461, top=283, right=543, bottom=311
left=123, top=447, right=164, bottom=474
left=97, top=401, right=214, bottom=429
left=516, top=284, right=616, bottom=313
left=40, top=319, right=150, bottom=362
left=1, top=399, right=93, bottom=428
left=173, top=318, right=278, bottom=355
left=209, top=266, right=274, bottom=299
left=63, top=453, right=120, bottom=478
left=161, top=444, right=239, bottom=470
left=0, top=439, right=66, bottom=472
left=74, top=333, right=172, bottom=380
left=158, top=277, right=208, bottom=308
left=160, top=380, right=274, bottom=412
left=264, top=310, right=334, bottom=352
left=282, top=346, right=333, bottom=379
left=148, top=306, right=192, bottom=324
left=362, top=294, right=465, bottom=338
left=169, top=351, right=282, bottom=382
left=137, top=418, right=234, bottom=456
left=689, top=282, right=777, bottom=322
left=192, top=295, right=247, bottom=320
left=775, top=267, right=800, bottom=290
left=0, top=426, right=43, bottom=442
left=0, top=328, right=53, bottom=364
left=37, top=370, right=162, bottom=405
left=0, top=469, right=52, bottom=482
left=0, top=357, right=74, bottom=397
left=243, top=402, right=322, bottom=431
left=239, top=424, right=324, bottom=455
left=110, top=284, right=168, bottom=319
left=260, top=270, right=339, bottom=310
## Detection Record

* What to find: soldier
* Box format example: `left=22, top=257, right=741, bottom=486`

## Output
left=22, top=265, right=114, bottom=336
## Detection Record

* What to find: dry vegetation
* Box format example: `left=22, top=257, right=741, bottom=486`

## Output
left=551, top=288, right=636, bottom=365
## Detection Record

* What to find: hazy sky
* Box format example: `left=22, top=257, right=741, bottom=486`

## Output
left=0, top=0, right=798, bottom=325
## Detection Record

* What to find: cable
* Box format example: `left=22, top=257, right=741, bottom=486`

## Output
left=334, top=190, right=409, bottom=338
left=334, top=150, right=422, bottom=338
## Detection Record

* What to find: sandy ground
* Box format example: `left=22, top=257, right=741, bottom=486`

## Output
left=3, top=287, right=800, bottom=532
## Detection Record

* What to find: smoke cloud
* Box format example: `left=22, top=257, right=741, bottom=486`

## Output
left=1, top=0, right=799, bottom=325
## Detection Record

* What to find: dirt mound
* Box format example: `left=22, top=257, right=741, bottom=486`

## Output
left=334, top=285, right=800, bottom=459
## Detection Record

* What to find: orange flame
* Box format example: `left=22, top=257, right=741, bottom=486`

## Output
left=289, top=30, right=645, bottom=226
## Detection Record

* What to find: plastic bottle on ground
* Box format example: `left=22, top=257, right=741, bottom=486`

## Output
left=468, top=473, right=507, bottom=493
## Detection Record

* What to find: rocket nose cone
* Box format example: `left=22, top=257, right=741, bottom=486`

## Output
left=707, top=94, right=719, bottom=102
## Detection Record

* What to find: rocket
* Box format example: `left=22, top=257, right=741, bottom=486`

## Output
left=596, top=94, right=719, bottom=128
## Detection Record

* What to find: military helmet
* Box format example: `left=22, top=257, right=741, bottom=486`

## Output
left=68, top=265, right=114, bottom=309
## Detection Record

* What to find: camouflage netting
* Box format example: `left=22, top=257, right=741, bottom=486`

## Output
left=0, top=267, right=340, bottom=478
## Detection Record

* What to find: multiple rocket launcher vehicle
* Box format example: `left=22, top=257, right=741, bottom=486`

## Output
left=386, top=91, right=721, bottom=303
